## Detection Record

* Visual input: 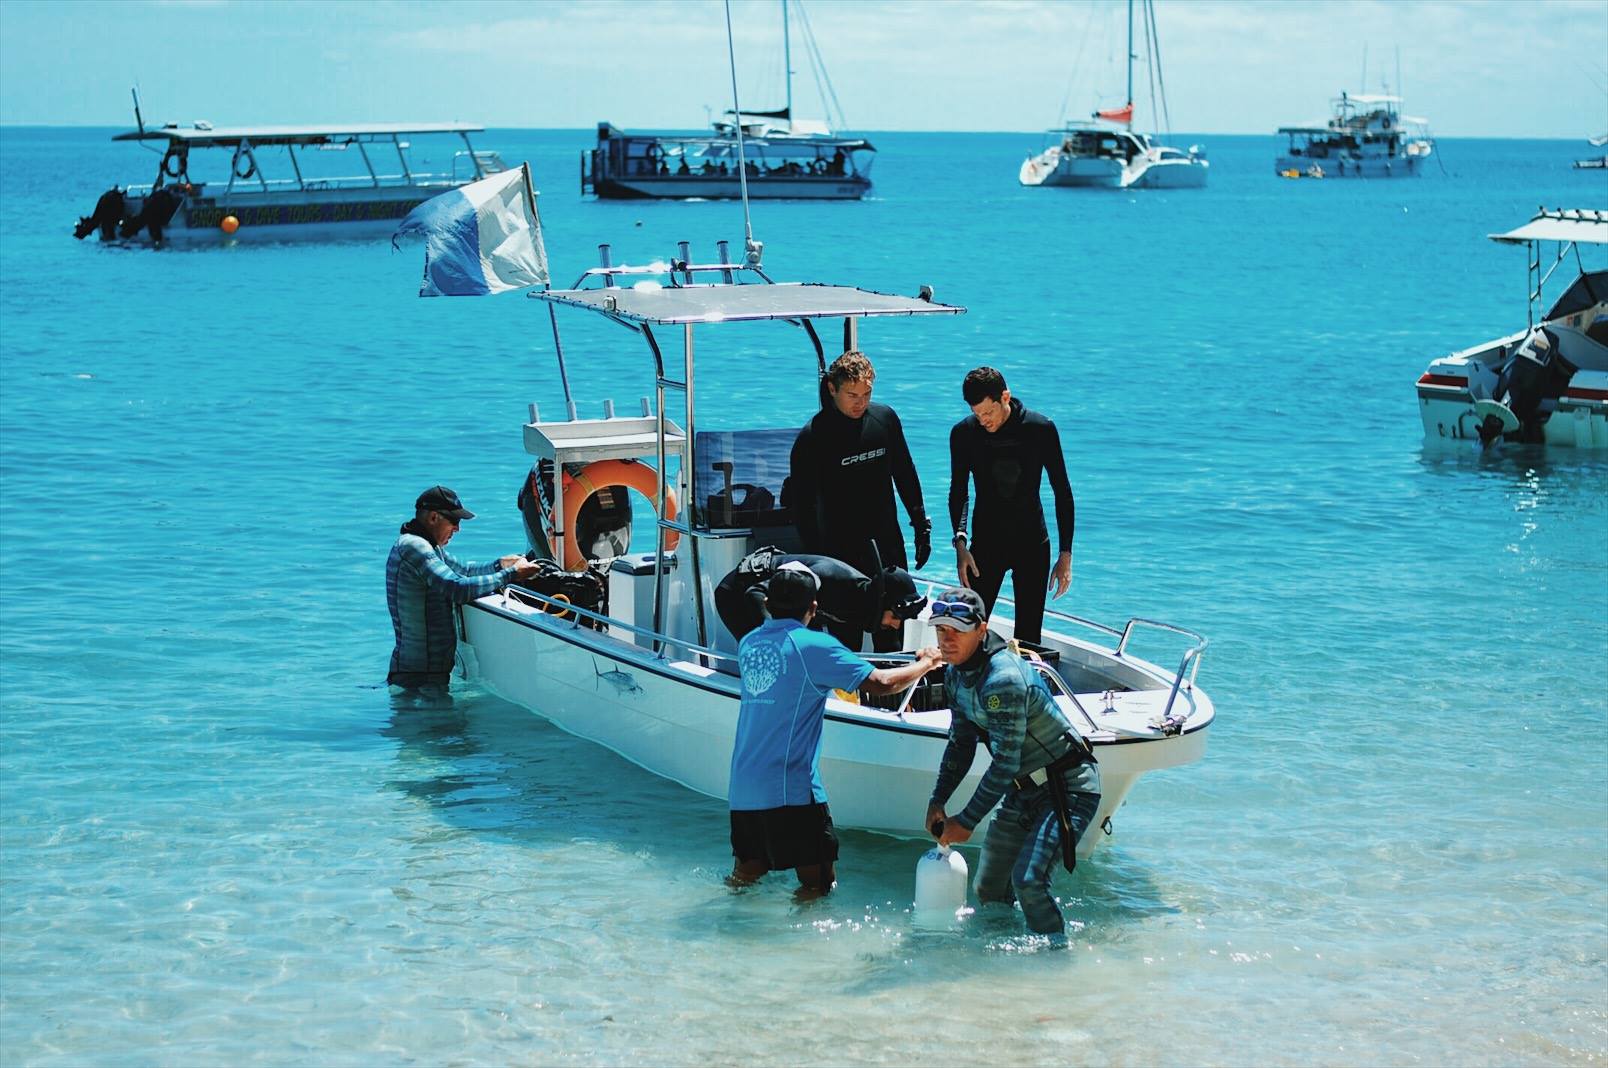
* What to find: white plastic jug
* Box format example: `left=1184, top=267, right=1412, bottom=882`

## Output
left=913, top=844, right=970, bottom=919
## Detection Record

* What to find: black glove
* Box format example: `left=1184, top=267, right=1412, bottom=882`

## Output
left=913, top=517, right=933, bottom=571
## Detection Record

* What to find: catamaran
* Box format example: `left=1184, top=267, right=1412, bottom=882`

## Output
left=580, top=1, right=873, bottom=200
left=1019, top=0, right=1207, bottom=190
left=73, top=96, right=506, bottom=246
left=1417, top=208, right=1608, bottom=448
left=1275, top=92, right=1433, bottom=179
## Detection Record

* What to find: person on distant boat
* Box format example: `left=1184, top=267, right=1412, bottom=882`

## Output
left=714, top=546, right=927, bottom=649
left=947, top=366, right=1074, bottom=646
left=827, top=149, right=847, bottom=176
left=729, top=563, right=942, bottom=898
left=924, top=587, right=1100, bottom=941
left=786, top=351, right=932, bottom=651
left=386, top=485, right=538, bottom=691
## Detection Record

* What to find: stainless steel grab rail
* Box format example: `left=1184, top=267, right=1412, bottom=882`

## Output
left=498, top=584, right=736, bottom=669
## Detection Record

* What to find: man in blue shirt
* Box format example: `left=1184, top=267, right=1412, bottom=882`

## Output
left=729, top=562, right=941, bottom=896
left=386, top=485, right=538, bottom=691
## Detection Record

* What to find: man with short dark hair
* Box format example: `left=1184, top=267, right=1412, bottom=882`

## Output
left=923, top=587, right=1100, bottom=941
left=386, top=485, right=538, bottom=690
left=729, top=563, right=941, bottom=896
left=947, top=366, right=1075, bottom=645
left=787, top=351, right=932, bottom=651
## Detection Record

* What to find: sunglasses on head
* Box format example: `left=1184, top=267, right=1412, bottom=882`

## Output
left=929, top=600, right=983, bottom=624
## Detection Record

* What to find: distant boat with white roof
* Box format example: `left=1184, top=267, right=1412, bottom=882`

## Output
left=1275, top=91, right=1433, bottom=179
left=73, top=92, right=507, bottom=245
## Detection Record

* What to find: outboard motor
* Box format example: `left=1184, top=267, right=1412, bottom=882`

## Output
left=73, top=188, right=125, bottom=241
left=1476, top=328, right=1574, bottom=445
left=119, top=187, right=182, bottom=243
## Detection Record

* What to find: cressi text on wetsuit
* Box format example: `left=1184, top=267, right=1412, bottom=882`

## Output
left=947, top=397, right=1074, bottom=644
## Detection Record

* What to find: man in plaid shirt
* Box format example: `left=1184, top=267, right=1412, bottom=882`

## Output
left=386, top=485, right=537, bottom=690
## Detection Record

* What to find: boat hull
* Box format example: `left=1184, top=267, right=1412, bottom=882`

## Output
left=462, top=593, right=1213, bottom=858
left=591, top=176, right=870, bottom=200
left=1274, top=153, right=1422, bottom=178
left=115, top=184, right=457, bottom=246
left=1019, top=151, right=1124, bottom=188
left=1128, top=158, right=1209, bottom=189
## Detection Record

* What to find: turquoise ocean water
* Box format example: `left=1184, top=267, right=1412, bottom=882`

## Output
left=2, top=128, right=1605, bottom=1065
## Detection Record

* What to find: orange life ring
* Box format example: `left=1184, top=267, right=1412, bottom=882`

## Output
left=560, top=459, right=679, bottom=570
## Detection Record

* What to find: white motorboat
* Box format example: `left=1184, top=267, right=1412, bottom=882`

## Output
left=1418, top=208, right=1608, bottom=448
left=1019, top=0, right=1207, bottom=191
left=456, top=244, right=1215, bottom=858
left=74, top=93, right=505, bottom=246
left=1275, top=92, right=1433, bottom=179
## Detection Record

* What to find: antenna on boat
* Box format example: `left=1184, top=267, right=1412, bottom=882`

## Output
left=723, top=0, right=763, bottom=268
left=131, top=86, right=145, bottom=135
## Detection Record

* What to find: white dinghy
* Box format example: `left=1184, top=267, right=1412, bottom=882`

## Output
left=1418, top=209, right=1608, bottom=448
left=458, top=246, right=1215, bottom=858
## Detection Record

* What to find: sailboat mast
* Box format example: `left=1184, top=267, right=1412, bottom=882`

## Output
left=1126, top=0, right=1134, bottom=109
left=782, top=0, right=793, bottom=119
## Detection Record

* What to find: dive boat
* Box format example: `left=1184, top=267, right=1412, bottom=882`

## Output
left=1275, top=92, right=1433, bottom=178
left=581, top=1, right=873, bottom=201
left=1019, top=0, right=1207, bottom=191
left=74, top=103, right=506, bottom=246
left=454, top=243, right=1216, bottom=858
left=580, top=121, right=873, bottom=201
left=1417, top=208, right=1608, bottom=448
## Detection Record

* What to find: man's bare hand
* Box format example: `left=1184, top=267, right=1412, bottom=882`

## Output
left=1049, top=551, right=1072, bottom=599
left=956, top=546, right=980, bottom=587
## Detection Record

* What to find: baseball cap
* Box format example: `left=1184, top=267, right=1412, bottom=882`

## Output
left=880, top=568, right=928, bottom=620
left=928, top=586, right=987, bottom=631
left=416, top=484, right=475, bottom=521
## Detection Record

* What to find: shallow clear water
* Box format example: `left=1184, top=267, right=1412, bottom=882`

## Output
left=2, top=128, right=1605, bottom=1066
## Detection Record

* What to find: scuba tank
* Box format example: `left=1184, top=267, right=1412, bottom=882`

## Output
left=913, top=819, right=970, bottom=926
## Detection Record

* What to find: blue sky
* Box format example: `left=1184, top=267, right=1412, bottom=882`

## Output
left=1, top=0, right=1603, bottom=138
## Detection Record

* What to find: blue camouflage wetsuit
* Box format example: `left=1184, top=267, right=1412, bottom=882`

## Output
left=386, top=520, right=517, bottom=688
left=930, top=633, right=1101, bottom=935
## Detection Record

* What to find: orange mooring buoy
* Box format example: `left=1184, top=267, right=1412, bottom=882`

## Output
left=220, top=215, right=240, bottom=234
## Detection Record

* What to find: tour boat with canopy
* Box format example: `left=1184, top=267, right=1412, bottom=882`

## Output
left=580, top=1, right=873, bottom=201
left=74, top=97, right=505, bottom=246
left=445, top=239, right=1215, bottom=857
left=1417, top=208, right=1608, bottom=448
left=1275, top=92, right=1434, bottom=179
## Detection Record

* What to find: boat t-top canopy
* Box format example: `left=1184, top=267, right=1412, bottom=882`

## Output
left=1490, top=209, right=1608, bottom=247
left=535, top=282, right=965, bottom=325
left=112, top=123, right=483, bottom=147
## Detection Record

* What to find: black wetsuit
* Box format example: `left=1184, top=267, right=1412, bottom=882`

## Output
left=788, top=402, right=926, bottom=650
left=948, top=398, right=1075, bottom=644
left=715, top=551, right=910, bottom=652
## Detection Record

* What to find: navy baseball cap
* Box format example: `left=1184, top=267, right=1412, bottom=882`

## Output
left=416, top=485, right=475, bottom=521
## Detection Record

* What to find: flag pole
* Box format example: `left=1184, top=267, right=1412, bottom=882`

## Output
left=521, top=160, right=576, bottom=421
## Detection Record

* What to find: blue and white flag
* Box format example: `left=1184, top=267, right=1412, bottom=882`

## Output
left=394, top=162, right=549, bottom=297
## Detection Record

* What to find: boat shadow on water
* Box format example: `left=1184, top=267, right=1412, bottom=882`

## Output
left=380, top=685, right=1185, bottom=964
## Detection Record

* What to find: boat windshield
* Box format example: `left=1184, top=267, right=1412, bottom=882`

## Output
left=1546, top=269, right=1608, bottom=322
left=693, top=429, right=797, bottom=530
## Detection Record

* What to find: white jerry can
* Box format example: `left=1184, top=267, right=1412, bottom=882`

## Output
left=913, top=844, right=970, bottom=924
